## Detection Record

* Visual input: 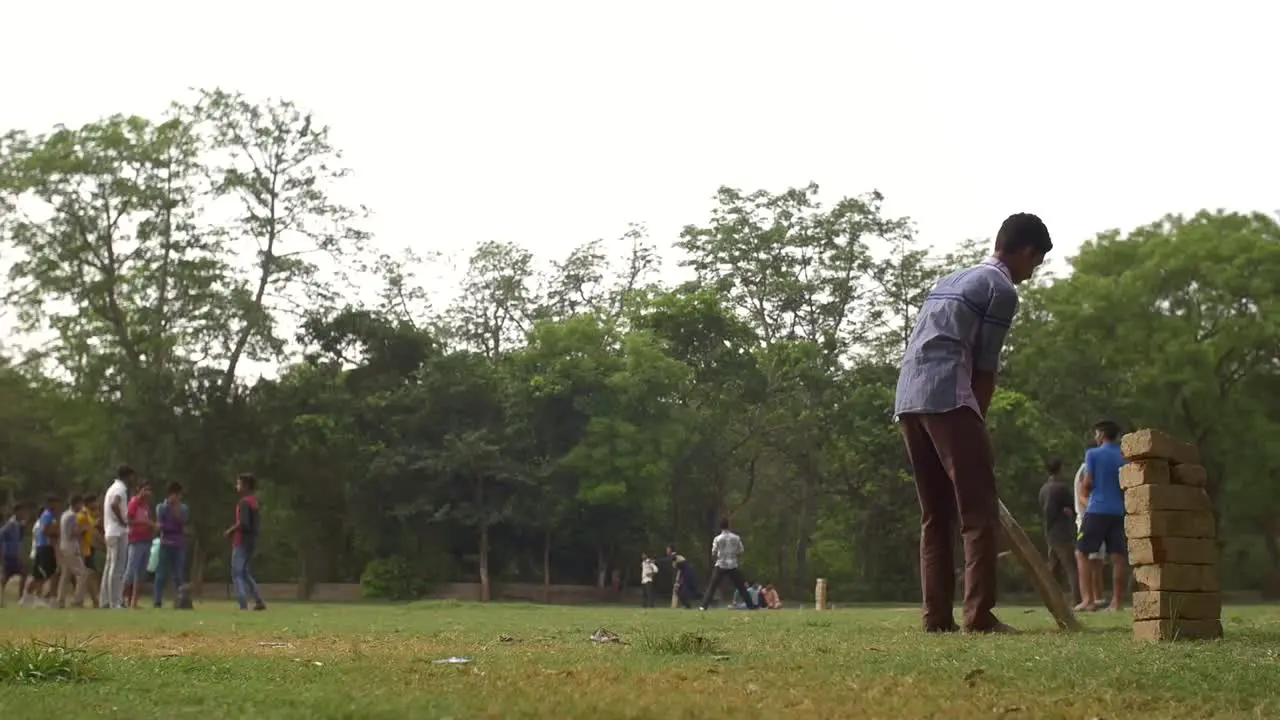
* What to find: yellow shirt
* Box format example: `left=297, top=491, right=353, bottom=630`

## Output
left=77, top=509, right=96, bottom=556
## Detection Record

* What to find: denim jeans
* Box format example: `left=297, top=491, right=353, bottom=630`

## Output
left=153, top=545, right=186, bottom=607
left=231, top=545, right=263, bottom=609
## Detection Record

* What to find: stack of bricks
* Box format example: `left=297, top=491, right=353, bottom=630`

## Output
left=1120, top=429, right=1222, bottom=642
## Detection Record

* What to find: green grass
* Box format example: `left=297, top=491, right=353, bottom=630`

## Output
left=0, top=601, right=1278, bottom=718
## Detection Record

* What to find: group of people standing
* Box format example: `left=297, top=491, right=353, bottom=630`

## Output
left=1039, top=419, right=1130, bottom=612
left=0, top=467, right=269, bottom=611
left=638, top=519, right=783, bottom=611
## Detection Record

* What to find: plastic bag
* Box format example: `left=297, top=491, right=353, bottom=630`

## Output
left=147, top=537, right=161, bottom=573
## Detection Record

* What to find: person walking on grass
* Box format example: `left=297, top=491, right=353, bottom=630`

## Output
left=25, top=496, right=61, bottom=607
left=0, top=503, right=31, bottom=607
left=78, top=494, right=103, bottom=608
left=56, top=495, right=90, bottom=609
left=1038, top=457, right=1079, bottom=605
left=699, top=519, right=755, bottom=611
left=226, top=473, right=265, bottom=611
left=640, top=553, right=658, bottom=608
left=1075, top=420, right=1129, bottom=612
left=894, top=213, right=1052, bottom=635
left=123, top=481, right=157, bottom=608
left=153, top=483, right=189, bottom=608
left=101, top=466, right=133, bottom=609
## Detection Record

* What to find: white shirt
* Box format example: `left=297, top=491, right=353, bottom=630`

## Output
left=1072, top=463, right=1087, bottom=529
left=59, top=509, right=82, bottom=555
left=641, top=558, right=658, bottom=584
left=29, top=520, right=38, bottom=559
left=711, top=530, right=745, bottom=570
left=103, top=479, right=129, bottom=538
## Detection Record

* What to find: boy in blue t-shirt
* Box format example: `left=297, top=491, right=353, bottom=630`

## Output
left=25, top=496, right=62, bottom=606
left=1075, top=419, right=1128, bottom=612
left=0, top=503, right=32, bottom=607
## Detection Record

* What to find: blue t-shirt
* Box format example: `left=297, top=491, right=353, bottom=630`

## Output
left=0, top=518, right=22, bottom=558
left=1085, top=443, right=1127, bottom=516
left=34, top=509, right=56, bottom=548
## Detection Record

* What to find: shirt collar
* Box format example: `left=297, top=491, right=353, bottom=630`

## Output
left=983, top=256, right=1012, bottom=283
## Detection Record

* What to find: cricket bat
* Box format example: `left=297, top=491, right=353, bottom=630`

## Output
left=998, top=498, right=1082, bottom=632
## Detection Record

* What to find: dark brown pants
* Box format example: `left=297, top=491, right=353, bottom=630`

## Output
left=900, top=408, right=1000, bottom=632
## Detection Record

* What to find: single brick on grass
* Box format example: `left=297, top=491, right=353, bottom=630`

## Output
left=1125, top=510, right=1216, bottom=539
left=1121, top=429, right=1200, bottom=466
left=1124, top=485, right=1212, bottom=514
left=1133, top=564, right=1220, bottom=593
left=1133, top=618, right=1223, bottom=642
left=1119, top=460, right=1171, bottom=490
left=1128, top=537, right=1218, bottom=566
left=1132, top=591, right=1222, bottom=621
left=1171, top=464, right=1208, bottom=488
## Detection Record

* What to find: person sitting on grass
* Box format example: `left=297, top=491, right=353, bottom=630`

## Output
left=761, top=584, right=782, bottom=609
left=0, top=503, right=31, bottom=607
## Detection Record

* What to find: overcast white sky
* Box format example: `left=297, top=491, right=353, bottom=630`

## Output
left=2, top=0, right=1277, bottom=332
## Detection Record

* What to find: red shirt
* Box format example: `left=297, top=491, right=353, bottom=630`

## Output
left=233, top=495, right=259, bottom=547
left=126, top=496, right=153, bottom=544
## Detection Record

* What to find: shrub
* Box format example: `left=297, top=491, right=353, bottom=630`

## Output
left=360, top=556, right=434, bottom=601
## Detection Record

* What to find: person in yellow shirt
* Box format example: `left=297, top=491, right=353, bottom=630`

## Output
left=78, top=494, right=103, bottom=608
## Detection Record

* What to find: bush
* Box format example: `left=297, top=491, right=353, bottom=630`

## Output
left=360, top=556, right=434, bottom=601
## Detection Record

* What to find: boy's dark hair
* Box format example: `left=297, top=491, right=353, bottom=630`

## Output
left=11, top=501, right=27, bottom=514
left=994, top=213, right=1053, bottom=255
left=720, top=519, right=730, bottom=530
left=117, top=465, right=135, bottom=480
left=69, top=494, right=83, bottom=506
left=167, top=482, right=183, bottom=495
left=84, top=493, right=97, bottom=503
left=1095, top=419, right=1121, bottom=441
left=136, top=479, right=151, bottom=491
left=238, top=473, right=256, bottom=491
left=1045, top=457, right=1063, bottom=475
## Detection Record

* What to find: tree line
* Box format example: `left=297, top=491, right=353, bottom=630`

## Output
left=1, top=90, right=1278, bottom=601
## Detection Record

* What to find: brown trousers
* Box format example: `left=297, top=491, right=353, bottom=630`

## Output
left=900, top=408, right=999, bottom=631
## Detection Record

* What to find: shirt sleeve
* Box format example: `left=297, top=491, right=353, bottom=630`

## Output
left=972, top=283, right=1020, bottom=373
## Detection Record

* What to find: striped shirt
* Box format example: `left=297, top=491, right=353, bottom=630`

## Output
left=894, top=258, right=1019, bottom=418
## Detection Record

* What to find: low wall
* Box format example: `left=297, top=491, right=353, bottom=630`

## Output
left=190, top=581, right=643, bottom=604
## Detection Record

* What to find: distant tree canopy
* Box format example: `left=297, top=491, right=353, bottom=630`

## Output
left=2, top=91, right=1278, bottom=600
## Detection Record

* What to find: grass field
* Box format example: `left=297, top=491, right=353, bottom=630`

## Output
left=1, top=600, right=1278, bottom=719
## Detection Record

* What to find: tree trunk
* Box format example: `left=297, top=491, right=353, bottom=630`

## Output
left=596, top=545, right=607, bottom=599
left=191, top=536, right=206, bottom=598
left=542, top=529, right=552, bottom=604
left=479, top=518, right=491, bottom=602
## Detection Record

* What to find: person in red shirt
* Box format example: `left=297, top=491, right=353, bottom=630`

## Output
left=123, top=481, right=156, bottom=608
left=224, top=473, right=265, bottom=611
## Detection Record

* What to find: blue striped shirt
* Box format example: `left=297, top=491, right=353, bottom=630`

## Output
left=894, top=258, right=1019, bottom=418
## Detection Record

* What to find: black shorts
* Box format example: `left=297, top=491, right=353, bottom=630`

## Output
left=1077, top=513, right=1127, bottom=556
left=34, top=546, right=58, bottom=580
left=84, top=552, right=97, bottom=572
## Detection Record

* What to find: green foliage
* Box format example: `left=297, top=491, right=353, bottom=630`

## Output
left=2, top=90, right=1278, bottom=601
left=360, top=557, right=434, bottom=601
